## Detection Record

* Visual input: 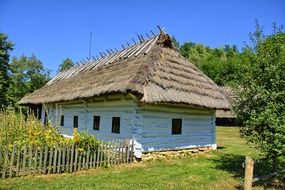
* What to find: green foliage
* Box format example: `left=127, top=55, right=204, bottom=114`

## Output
left=8, top=55, right=50, bottom=107
left=0, top=110, right=99, bottom=151
left=179, top=41, right=242, bottom=86
left=73, top=129, right=99, bottom=152
left=171, top=35, right=180, bottom=49
left=57, top=58, right=74, bottom=73
left=0, top=32, right=14, bottom=107
left=0, top=109, right=65, bottom=147
left=234, top=24, right=285, bottom=170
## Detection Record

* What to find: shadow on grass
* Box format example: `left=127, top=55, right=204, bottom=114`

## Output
left=213, top=152, right=282, bottom=188
left=213, top=153, right=274, bottom=178
left=214, top=153, right=245, bottom=178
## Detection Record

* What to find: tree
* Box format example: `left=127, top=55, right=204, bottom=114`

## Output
left=57, top=58, right=74, bottom=73
left=179, top=41, right=242, bottom=86
left=0, top=32, right=14, bottom=107
left=8, top=55, right=50, bottom=106
left=171, top=36, right=180, bottom=49
left=234, top=25, right=285, bottom=170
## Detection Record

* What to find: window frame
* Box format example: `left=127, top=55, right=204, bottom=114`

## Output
left=93, top=116, right=100, bottom=130
left=112, top=117, right=120, bottom=134
left=73, top=116, right=78, bottom=128
left=172, top=118, right=182, bottom=135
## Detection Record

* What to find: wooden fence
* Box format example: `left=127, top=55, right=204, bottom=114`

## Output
left=0, top=139, right=134, bottom=179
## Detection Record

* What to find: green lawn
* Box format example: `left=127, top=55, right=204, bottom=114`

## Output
left=0, top=127, right=263, bottom=190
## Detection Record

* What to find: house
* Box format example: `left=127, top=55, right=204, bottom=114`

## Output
left=19, top=31, right=229, bottom=158
left=216, top=86, right=237, bottom=126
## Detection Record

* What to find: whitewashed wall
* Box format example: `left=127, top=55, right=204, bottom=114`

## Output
left=42, top=99, right=216, bottom=158
left=137, top=105, right=216, bottom=152
left=43, top=98, right=138, bottom=141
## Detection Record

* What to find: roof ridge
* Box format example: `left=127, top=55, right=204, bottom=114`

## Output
left=47, top=33, right=162, bottom=86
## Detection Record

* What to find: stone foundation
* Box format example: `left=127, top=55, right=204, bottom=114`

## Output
left=141, top=146, right=213, bottom=161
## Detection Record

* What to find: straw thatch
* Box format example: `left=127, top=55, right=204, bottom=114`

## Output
left=19, top=32, right=230, bottom=109
left=216, top=86, right=236, bottom=118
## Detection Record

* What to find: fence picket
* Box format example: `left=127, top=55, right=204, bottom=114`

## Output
left=43, top=146, right=48, bottom=174
left=57, top=145, right=62, bottom=173
left=96, top=145, right=100, bottom=168
left=127, top=140, right=130, bottom=163
left=34, top=148, right=38, bottom=174
left=89, top=154, right=93, bottom=168
left=39, top=147, right=43, bottom=174
left=131, top=138, right=134, bottom=162
left=0, top=145, right=2, bottom=169
left=53, top=145, right=58, bottom=173
left=62, top=146, right=66, bottom=172
left=82, top=152, right=85, bottom=170
left=1, top=146, right=8, bottom=179
left=74, top=146, right=78, bottom=172
left=99, top=143, right=103, bottom=167
left=28, top=146, right=33, bottom=175
left=70, top=144, right=74, bottom=172
left=15, top=147, right=21, bottom=176
left=86, top=147, right=90, bottom=169
left=48, top=147, right=53, bottom=174
left=9, top=144, right=16, bottom=178
left=78, top=152, right=82, bottom=171
left=22, top=145, right=27, bottom=174
left=114, top=140, right=118, bottom=165
left=66, top=146, right=70, bottom=172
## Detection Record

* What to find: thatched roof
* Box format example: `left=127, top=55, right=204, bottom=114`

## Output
left=19, top=32, right=230, bottom=109
left=216, top=86, right=236, bottom=118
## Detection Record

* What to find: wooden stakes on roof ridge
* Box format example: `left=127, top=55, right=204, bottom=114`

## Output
left=157, top=25, right=163, bottom=33
left=106, top=49, right=111, bottom=55
left=146, top=33, right=150, bottom=39
left=136, top=33, right=143, bottom=43
left=132, top=38, right=136, bottom=44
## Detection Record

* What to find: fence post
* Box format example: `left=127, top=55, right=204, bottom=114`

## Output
left=244, top=156, right=254, bottom=190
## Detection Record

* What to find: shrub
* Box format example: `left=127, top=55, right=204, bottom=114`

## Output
left=0, top=109, right=99, bottom=151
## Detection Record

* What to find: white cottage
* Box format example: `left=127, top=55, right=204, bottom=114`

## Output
left=19, top=31, right=229, bottom=158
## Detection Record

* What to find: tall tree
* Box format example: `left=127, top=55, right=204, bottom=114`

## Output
left=0, top=32, right=14, bottom=107
left=179, top=41, right=242, bottom=86
left=57, top=58, right=74, bottom=73
left=234, top=25, right=285, bottom=170
left=8, top=55, right=50, bottom=106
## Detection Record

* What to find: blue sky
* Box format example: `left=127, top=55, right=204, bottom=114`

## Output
left=1, top=0, right=284, bottom=76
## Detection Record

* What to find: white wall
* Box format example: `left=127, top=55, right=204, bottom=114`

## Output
left=138, top=105, right=216, bottom=152
left=44, top=98, right=138, bottom=141
left=43, top=99, right=216, bottom=157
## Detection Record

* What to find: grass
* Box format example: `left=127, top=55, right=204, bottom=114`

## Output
left=0, top=127, right=267, bottom=190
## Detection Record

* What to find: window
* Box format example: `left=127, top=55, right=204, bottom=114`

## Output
left=60, top=115, right=64, bottom=126
left=73, top=116, right=78, bottom=128
left=44, top=108, right=49, bottom=126
left=172, top=118, right=182, bottom=135
left=112, top=117, right=120, bottom=133
left=93, top=116, right=100, bottom=130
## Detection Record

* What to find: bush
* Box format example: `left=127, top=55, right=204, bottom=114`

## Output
left=73, top=128, right=99, bottom=152
left=0, top=109, right=99, bottom=151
